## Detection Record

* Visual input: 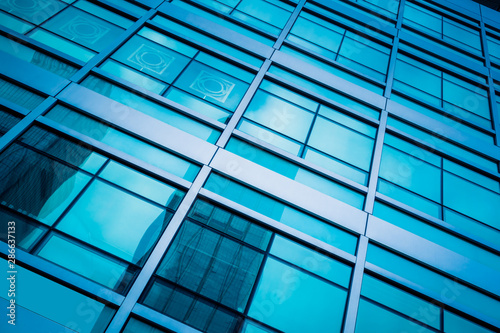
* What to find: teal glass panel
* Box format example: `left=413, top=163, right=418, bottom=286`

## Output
left=379, top=145, right=441, bottom=202
left=260, top=80, right=318, bottom=112
left=123, top=318, right=169, bottom=333
left=19, top=126, right=107, bottom=174
left=0, top=109, right=20, bottom=137
left=226, top=139, right=366, bottom=202
left=99, top=161, right=184, bottom=209
left=366, top=245, right=500, bottom=324
left=233, top=0, right=292, bottom=32
left=188, top=200, right=272, bottom=250
left=386, top=118, right=497, bottom=172
left=444, top=208, right=500, bottom=249
left=303, top=147, right=368, bottom=184
left=289, top=15, right=344, bottom=55
left=0, top=208, right=46, bottom=250
left=42, top=7, right=124, bottom=52
left=81, top=76, right=219, bottom=143
left=29, top=29, right=96, bottom=62
left=138, top=27, right=198, bottom=58
left=268, top=66, right=380, bottom=119
left=111, top=35, right=191, bottom=85
left=0, top=35, right=78, bottom=78
left=165, top=88, right=231, bottom=123
left=57, top=180, right=170, bottom=264
left=390, top=94, right=494, bottom=144
left=0, top=0, right=66, bottom=25
left=442, top=77, right=490, bottom=121
left=0, top=11, right=34, bottom=33
left=204, top=173, right=358, bottom=254
left=169, top=0, right=274, bottom=46
left=244, top=90, right=315, bottom=142
left=373, top=202, right=500, bottom=272
left=156, top=221, right=264, bottom=312
left=443, top=172, right=500, bottom=229
left=241, top=320, right=277, bottom=333
left=361, top=274, right=441, bottom=329
left=394, top=58, right=441, bottom=100
left=196, top=52, right=254, bottom=84
left=443, top=160, right=499, bottom=192
left=172, top=61, right=250, bottom=111
left=237, top=119, right=302, bottom=155
left=0, top=78, right=44, bottom=110
left=308, top=116, right=374, bottom=171
left=74, top=0, right=133, bottom=28
left=270, top=235, right=352, bottom=287
left=0, top=258, right=115, bottom=333
left=151, top=16, right=263, bottom=67
left=45, top=105, right=201, bottom=181
left=100, top=60, right=167, bottom=94
left=38, top=233, right=133, bottom=291
left=142, top=279, right=241, bottom=333
left=279, top=46, right=385, bottom=94
left=355, top=298, right=435, bottom=333
left=377, top=179, right=441, bottom=218
left=444, top=310, right=494, bottom=333
left=248, top=258, right=347, bottom=333
left=0, top=143, right=91, bottom=226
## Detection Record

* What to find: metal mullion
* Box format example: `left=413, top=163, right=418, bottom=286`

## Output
left=342, top=235, right=368, bottom=333
left=479, top=8, right=500, bottom=150
left=216, top=58, right=273, bottom=147
left=105, top=165, right=212, bottom=333
left=0, top=97, right=57, bottom=154
left=363, top=109, right=388, bottom=215
left=273, top=0, right=307, bottom=49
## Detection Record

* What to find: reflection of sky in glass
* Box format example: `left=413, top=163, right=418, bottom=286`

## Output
left=99, top=161, right=182, bottom=208
left=0, top=258, right=111, bottom=333
left=57, top=180, right=166, bottom=263
left=38, top=172, right=91, bottom=226
left=248, top=258, right=347, bottom=333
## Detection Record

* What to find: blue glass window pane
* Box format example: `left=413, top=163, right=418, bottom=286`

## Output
left=80, top=76, right=220, bottom=143
left=142, top=279, right=241, bottom=333
left=73, top=0, right=133, bottom=28
left=248, top=258, right=347, bottom=333
left=57, top=180, right=170, bottom=264
left=0, top=207, right=46, bottom=250
left=355, top=299, right=435, bottom=333
left=37, top=233, right=133, bottom=290
left=111, top=35, right=191, bottom=85
left=244, top=90, right=315, bottom=142
left=444, top=310, right=494, bottom=333
left=379, top=145, right=441, bottom=202
left=0, top=35, right=78, bottom=78
left=42, top=7, right=124, bottom=52
left=0, top=11, right=34, bottom=33
left=0, top=143, right=91, bottom=226
left=99, top=161, right=184, bottom=209
left=308, top=116, right=374, bottom=171
left=0, top=258, right=115, bottom=333
left=0, top=78, right=45, bottom=111
left=204, top=174, right=358, bottom=254
left=237, top=120, right=302, bottom=155
left=29, top=29, right=96, bottom=62
left=45, top=105, right=201, bottom=181
left=270, top=235, right=352, bottom=287
left=156, top=221, right=263, bottom=311
left=172, top=61, right=250, bottom=112
left=123, top=318, right=171, bottom=333
left=361, top=275, right=441, bottom=329
left=0, top=0, right=66, bottom=25
left=366, top=245, right=500, bottom=324
left=100, top=60, right=167, bottom=94
left=443, top=172, right=500, bottom=229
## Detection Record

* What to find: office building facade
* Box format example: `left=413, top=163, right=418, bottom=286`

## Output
left=0, top=0, right=500, bottom=332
